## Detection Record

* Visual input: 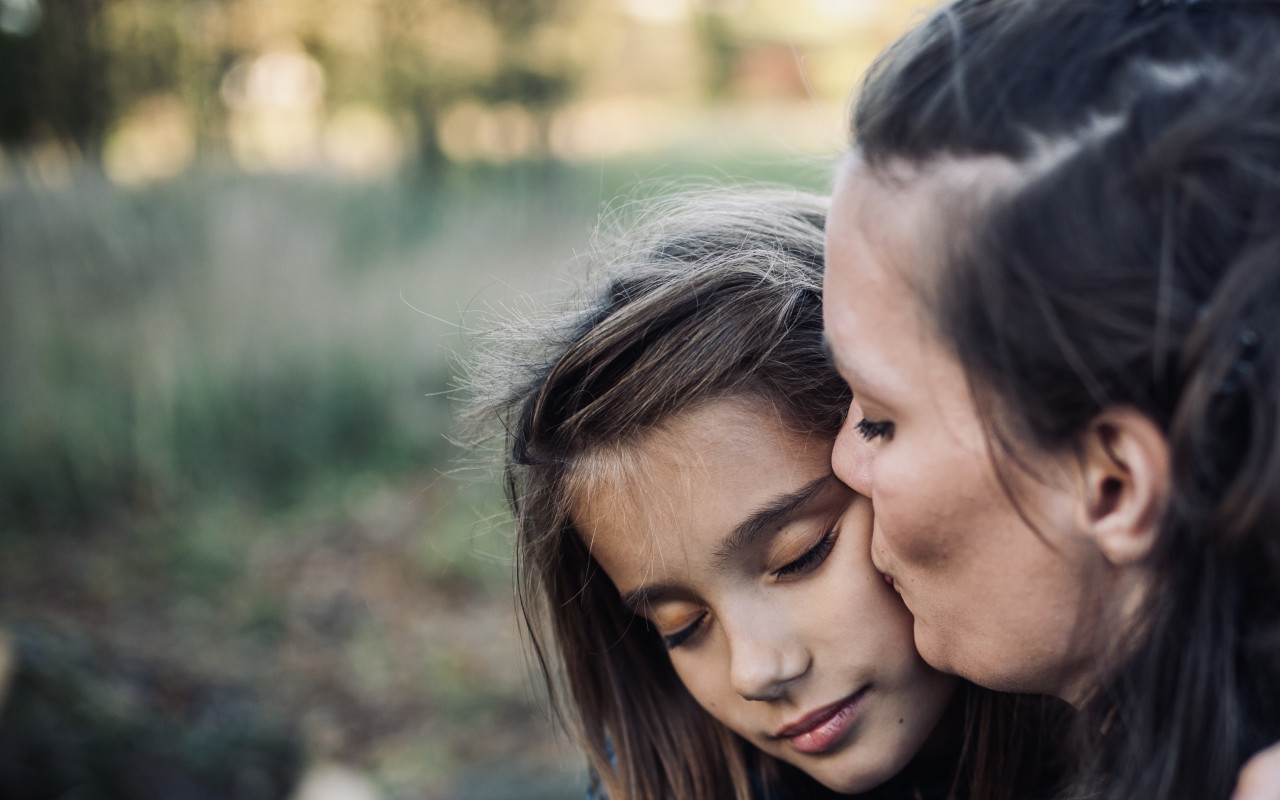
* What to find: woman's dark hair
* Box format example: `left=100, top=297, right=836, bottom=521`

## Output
left=465, top=187, right=1059, bottom=800
left=852, top=1, right=1280, bottom=798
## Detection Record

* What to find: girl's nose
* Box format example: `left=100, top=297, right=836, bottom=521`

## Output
left=726, top=615, right=810, bottom=702
left=832, top=399, right=874, bottom=498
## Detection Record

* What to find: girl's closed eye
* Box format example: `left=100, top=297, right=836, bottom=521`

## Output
left=661, top=613, right=708, bottom=650
left=651, top=604, right=710, bottom=651
left=772, top=524, right=839, bottom=580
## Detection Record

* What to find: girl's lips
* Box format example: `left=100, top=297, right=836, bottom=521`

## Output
left=774, top=688, right=868, bottom=755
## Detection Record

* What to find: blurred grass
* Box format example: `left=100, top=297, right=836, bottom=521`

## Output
left=0, top=154, right=835, bottom=798
left=0, top=156, right=833, bottom=530
left=2, top=172, right=456, bottom=528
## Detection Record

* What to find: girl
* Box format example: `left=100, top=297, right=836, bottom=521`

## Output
left=468, top=189, right=1057, bottom=800
left=820, top=1, right=1280, bottom=798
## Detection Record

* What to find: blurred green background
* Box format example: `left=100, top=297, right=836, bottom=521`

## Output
left=0, top=1, right=926, bottom=797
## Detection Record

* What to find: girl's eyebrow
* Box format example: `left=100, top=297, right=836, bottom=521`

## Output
left=617, top=474, right=839, bottom=615
left=712, top=473, right=837, bottom=567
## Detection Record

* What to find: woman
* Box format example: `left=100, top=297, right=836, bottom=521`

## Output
left=468, top=188, right=1057, bottom=799
left=821, top=1, right=1280, bottom=798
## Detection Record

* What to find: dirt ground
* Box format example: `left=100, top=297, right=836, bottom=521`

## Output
left=0, top=472, right=586, bottom=800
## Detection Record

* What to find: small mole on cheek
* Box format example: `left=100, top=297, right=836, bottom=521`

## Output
left=898, top=718, right=903, bottom=724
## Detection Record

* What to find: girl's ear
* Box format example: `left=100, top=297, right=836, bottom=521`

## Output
left=1077, top=408, right=1170, bottom=566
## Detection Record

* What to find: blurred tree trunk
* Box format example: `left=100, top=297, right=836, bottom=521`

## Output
left=696, top=12, right=739, bottom=102
left=0, top=0, right=112, bottom=160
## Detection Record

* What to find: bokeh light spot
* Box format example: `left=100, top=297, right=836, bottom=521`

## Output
left=0, top=0, right=40, bottom=36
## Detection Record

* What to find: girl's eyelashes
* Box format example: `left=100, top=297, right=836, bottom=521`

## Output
left=855, top=417, right=893, bottom=441
left=772, top=525, right=838, bottom=580
left=659, top=504, right=847, bottom=649
left=661, top=613, right=707, bottom=650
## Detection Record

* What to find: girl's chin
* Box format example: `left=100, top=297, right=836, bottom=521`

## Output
left=785, top=757, right=907, bottom=797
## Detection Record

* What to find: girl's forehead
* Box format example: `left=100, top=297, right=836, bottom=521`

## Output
left=568, top=399, right=836, bottom=557
left=569, top=397, right=816, bottom=506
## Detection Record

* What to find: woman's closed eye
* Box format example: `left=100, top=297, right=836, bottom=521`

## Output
left=855, top=417, right=893, bottom=442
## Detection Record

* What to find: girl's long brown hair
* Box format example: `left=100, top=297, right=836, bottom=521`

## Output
left=466, top=187, right=1060, bottom=800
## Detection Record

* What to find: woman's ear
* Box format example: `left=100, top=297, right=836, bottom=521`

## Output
left=1077, top=408, right=1170, bottom=566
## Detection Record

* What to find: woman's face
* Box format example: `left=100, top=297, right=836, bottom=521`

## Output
left=574, top=398, right=956, bottom=794
left=822, top=158, right=1114, bottom=701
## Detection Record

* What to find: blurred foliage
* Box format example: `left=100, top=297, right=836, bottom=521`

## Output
left=0, top=157, right=832, bottom=534
left=0, top=0, right=584, bottom=167
left=0, top=0, right=926, bottom=176
left=0, top=627, right=302, bottom=800
left=0, top=1, right=915, bottom=794
left=0, top=162, right=830, bottom=797
left=0, top=173, right=455, bottom=530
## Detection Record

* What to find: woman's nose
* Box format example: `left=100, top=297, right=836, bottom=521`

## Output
left=726, top=614, right=810, bottom=702
left=832, top=400, right=874, bottom=498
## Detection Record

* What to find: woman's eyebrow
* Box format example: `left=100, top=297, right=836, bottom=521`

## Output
left=712, top=473, right=836, bottom=567
left=822, top=334, right=872, bottom=391
left=821, top=335, right=845, bottom=372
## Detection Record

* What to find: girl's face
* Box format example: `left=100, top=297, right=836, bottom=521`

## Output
left=821, top=157, right=1115, bottom=701
left=573, top=398, right=956, bottom=794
